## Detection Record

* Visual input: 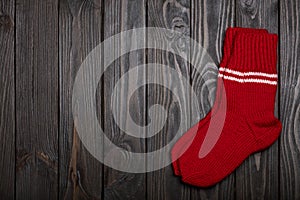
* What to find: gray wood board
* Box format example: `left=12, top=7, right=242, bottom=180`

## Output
left=59, top=0, right=103, bottom=199
left=279, top=0, right=300, bottom=199
left=0, top=0, right=15, bottom=198
left=15, top=0, right=59, bottom=199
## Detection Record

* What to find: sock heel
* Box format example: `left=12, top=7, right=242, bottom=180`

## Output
left=248, top=111, right=282, bottom=150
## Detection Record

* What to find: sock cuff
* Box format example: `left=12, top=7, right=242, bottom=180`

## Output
left=220, top=27, right=268, bottom=68
left=227, top=32, right=278, bottom=74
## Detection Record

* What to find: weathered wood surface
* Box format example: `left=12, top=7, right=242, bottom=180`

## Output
left=0, top=0, right=299, bottom=199
left=279, top=0, right=300, bottom=199
left=146, top=0, right=192, bottom=199
left=102, top=0, right=146, bottom=199
left=15, top=0, right=58, bottom=199
left=0, top=0, right=15, bottom=199
left=59, top=0, right=104, bottom=199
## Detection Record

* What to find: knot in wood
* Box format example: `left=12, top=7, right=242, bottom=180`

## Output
left=0, top=15, right=13, bottom=30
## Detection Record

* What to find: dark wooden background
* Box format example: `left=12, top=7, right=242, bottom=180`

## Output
left=0, top=0, right=299, bottom=199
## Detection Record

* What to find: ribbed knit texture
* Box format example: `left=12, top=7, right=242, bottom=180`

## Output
left=173, top=30, right=282, bottom=187
left=220, top=27, right=268, bottom=68
left=171, top=27, right=268, bottom=176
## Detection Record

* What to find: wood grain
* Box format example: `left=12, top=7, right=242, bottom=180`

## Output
left=190, top=0, right=235, bottom=199
left=235, top=0, right=279, bottom=199
left=279, top=0, right=300, bottom=199
left=1, top=0, right=300, bottom=199
left=0, top=0, right=15, bottom=199
left=102, top=0, right=147, bottom=199
left=59, top=0, right=104, bottom=199
left=146, top=0, right=192, bottom=199
left=15, top=0, right=59, bottom=199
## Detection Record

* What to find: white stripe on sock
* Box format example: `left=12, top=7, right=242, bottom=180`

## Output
left=218, top=73, right=277, bottom=85
left=219, top=67, right=278, bottom=78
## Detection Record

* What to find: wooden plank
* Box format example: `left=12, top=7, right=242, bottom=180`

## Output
left=59, top=0, right=104, bottom=199
left=147, top=0, right=235, bottom=199
left=235, top=0, right=279, bottom=199
left=15, top=0, right=58, bottom=199
left=190, top=0, right=235, bottom=199
left=102, top=0, right=147, bottom=199
left=146, top=0, right=192, bottom=199
left=279, top=0, right=300, bottom=199
left=0, top=0, right=15, bottom=199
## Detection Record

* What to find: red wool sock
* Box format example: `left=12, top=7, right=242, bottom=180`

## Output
left=171, top=27, right=268, bottom=176
left=177, top=32, right=282, bottom=187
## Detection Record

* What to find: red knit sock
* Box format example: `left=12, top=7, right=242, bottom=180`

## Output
left=177, top=32, right=282, bottom=187
left=171, top=27, right=268, bottom=176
